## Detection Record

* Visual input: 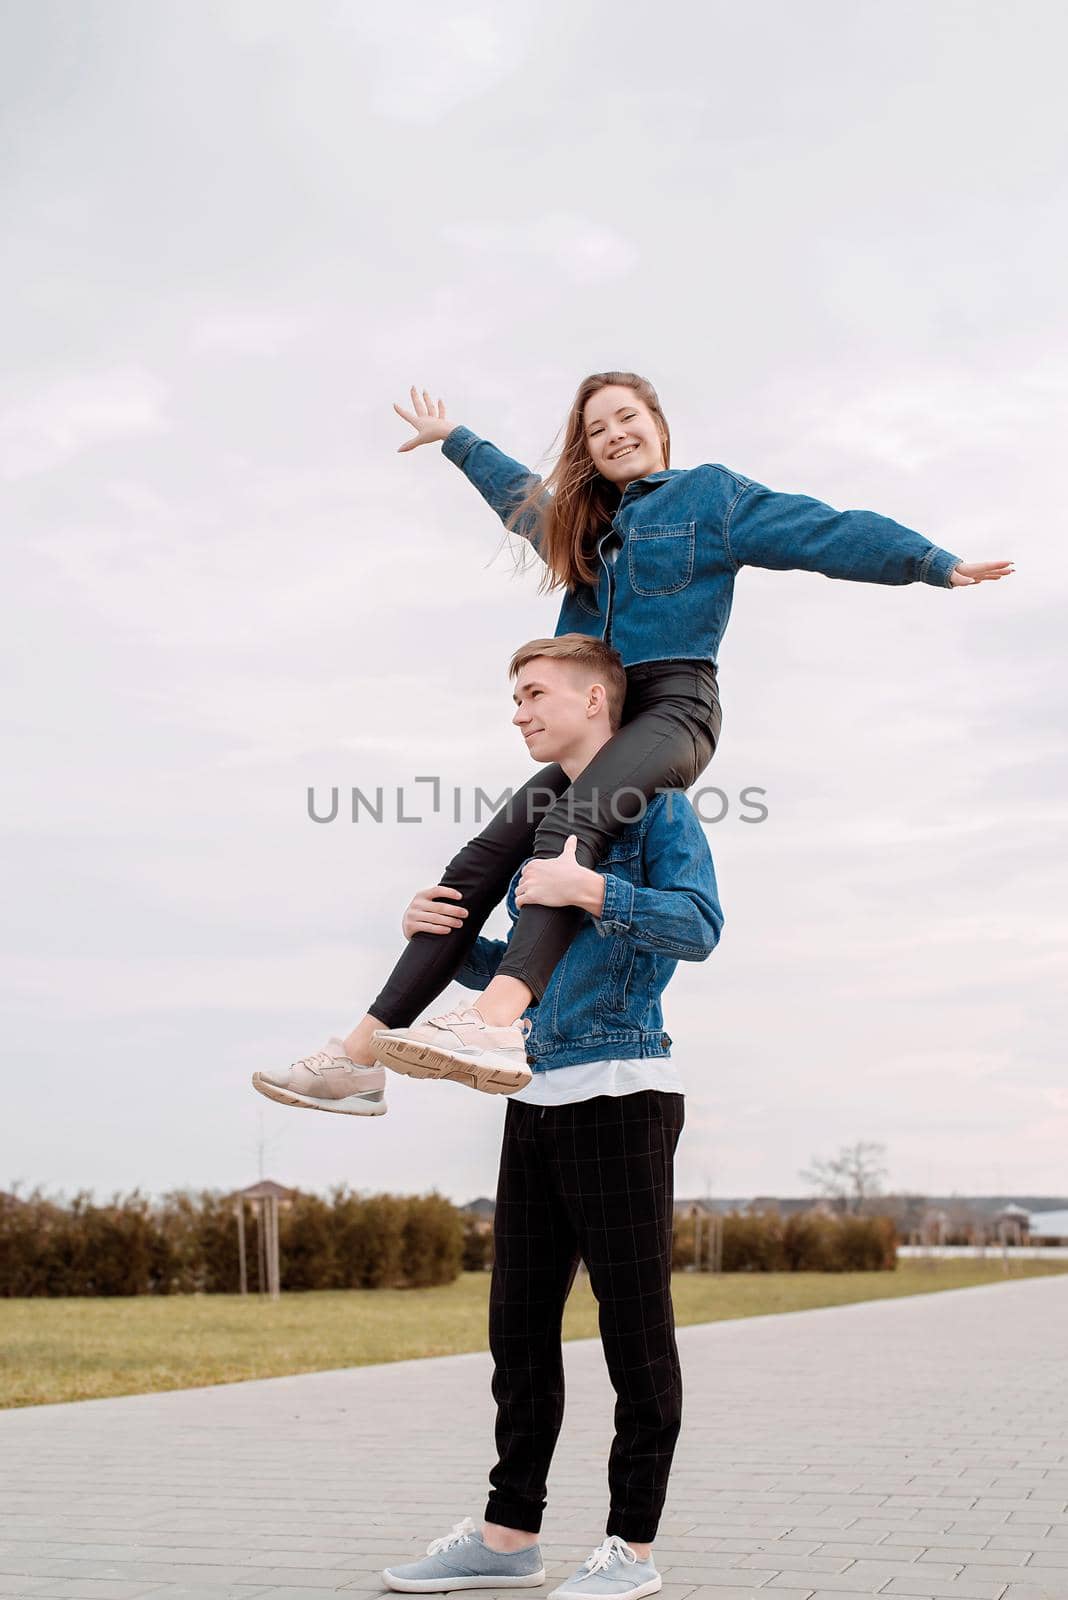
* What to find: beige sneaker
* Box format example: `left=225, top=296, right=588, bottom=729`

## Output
left=252, top=1037, right=387, bottom=1115
left=372, top=1007, right=532, bottom=1095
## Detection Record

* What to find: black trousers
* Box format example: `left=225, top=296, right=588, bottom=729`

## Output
left=484, top=1091, right=685, bottom=1544
left=369, top=659, right=720, bottom=1024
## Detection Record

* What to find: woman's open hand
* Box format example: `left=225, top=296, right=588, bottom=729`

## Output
left=402, top=884, right=468, bottom=939
left=394, top=386, right=456, bottom=452
left=950, top=560, right=1015, bottom=586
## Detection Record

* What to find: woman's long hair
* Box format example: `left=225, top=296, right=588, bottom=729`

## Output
left=506, top=371, right=671, bottom=594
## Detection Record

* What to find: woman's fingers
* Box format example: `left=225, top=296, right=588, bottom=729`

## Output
left=395, top=390, right=447, bottom=451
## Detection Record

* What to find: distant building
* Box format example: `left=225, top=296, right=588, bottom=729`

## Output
left=994, top=1203, right=1031, bottom=1229
left=1028, top=1209, right=1068, bottom=1244
left=231, top=1180, right=299, bottom=1209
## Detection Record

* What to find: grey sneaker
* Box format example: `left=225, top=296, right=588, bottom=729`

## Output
left=251, top=1037, right=387, bottom=1115
left=548, top=1537, right=661, bottom=1600
left=372, top=1006, right=533, bottom=1095
left=382, top=1515, right=545, bottom=1592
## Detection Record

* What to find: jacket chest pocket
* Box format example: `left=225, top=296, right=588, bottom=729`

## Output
left=627, top=522, right=696, bottom=596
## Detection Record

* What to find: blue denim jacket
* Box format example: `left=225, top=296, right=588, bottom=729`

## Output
left=454, top=790, right=723, bottom=1071
left=442, top=425, right=961, bottom=668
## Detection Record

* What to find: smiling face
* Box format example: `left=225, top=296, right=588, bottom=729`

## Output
left=511, top=655, right=611, bottom=770
left=582, top=383, right=667, bottom=487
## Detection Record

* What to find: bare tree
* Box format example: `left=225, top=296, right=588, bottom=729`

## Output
left=800, top=1141, right=890, bottom=1215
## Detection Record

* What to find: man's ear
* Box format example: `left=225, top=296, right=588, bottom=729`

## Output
left=587, top=682, right=608, bottom=718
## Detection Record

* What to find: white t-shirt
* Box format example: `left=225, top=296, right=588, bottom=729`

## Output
left=510, top=1058, right=684, bottom=1106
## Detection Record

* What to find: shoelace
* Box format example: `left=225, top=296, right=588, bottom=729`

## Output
left=581, top=1536, right=638, bottom=1574
left=431, top=1009, right=532, bottom=1042
left=426, top=1516, right=478, bottom=1555
left=289, top=1049, right=333, bottom=1076
left=289, top=1046, right=356, bottom=1077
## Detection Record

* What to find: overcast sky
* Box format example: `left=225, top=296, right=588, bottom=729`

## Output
left=3, top=0, right=1066, bottom=1210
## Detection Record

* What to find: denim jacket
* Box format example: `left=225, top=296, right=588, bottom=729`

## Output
left=442, top=425, right=962, bottom=669
left=454, top=790, right=723, bottom=1072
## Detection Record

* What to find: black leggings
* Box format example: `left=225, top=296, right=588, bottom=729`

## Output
left=368, top=659, right=721, bottom=1025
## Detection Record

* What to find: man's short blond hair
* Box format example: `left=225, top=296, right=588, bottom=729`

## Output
left=508, top=634, right=628, bottom=731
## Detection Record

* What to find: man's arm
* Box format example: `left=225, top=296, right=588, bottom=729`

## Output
left=592, top=798, right=723, bottom=960
left=517, top=810, right=723, bottom=961
left=441, top=425, right=549, bottom=556
left=724, top=479, right=962, bottom=588
left=400, top=881, right=511, bottom=990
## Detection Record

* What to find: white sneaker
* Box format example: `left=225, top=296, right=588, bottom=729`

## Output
left=549, top=1537, right=661, bottom=1600
left=372, top=1006, right=532, bottom=1095
left=382, top=1516, right=545, bottom=1592
left=252, top=1037, right=387, bottom=1115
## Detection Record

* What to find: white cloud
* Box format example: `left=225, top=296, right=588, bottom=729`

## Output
left=0, top=369, right=168, bottom=479
left=443, top=213, right=640, bottom=285
left=353, top=6, right=536, bottom=123
left=806, top=369, right=1068, bottom=472
left=191, top=307, right=318, bottom=355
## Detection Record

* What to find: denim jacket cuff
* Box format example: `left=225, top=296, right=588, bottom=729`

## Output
left=441, top=424, right=480, bottom=469
left=919, top=545, right=962, bottom=588
left=596, top=872, right=634, bottom=934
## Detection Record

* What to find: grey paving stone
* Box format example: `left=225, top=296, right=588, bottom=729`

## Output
left=917, top=1547, right=1027, bottom=1567
left=953, top=1563, right=1051, bottom=1584
left=812, top=1544, right=927, bottom=1560
left=731, top=1556, right=851, bottom=1574
left=878, top=1580, right=1007, bottom=1600
left=674, top=1577, right=782, bottom=1590
left=880, top=1534, right=990, bottom=1551
left=684, top=1590, right=813, bottom=1600
left=802, top=1593, right=918, bottom=1600
left=26, top=1590, right=264, bottom=1600
left=4, top=1276, right=1068, bottom=1600
left=0, top=1584, right=170, bottom=1600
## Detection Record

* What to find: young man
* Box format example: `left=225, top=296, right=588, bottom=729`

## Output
left=376, top=636, right=724, bottom=1599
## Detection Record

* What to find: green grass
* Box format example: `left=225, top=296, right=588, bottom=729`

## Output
left=2, top=1259, right=1064, bottom=1410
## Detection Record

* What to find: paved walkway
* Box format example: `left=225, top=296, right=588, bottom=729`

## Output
left=2, top=1276, right=1067, bottom=1600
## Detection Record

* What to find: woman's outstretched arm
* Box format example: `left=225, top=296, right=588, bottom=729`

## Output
left=724, top=477, right=1013, bottom=591
left=393, top=385, right=549, bottom=553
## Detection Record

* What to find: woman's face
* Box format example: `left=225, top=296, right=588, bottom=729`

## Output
left=581, top=384, right=666, bottom=486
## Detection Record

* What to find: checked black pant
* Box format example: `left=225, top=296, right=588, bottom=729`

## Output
left=484, top=1090, right=685, bottom=1545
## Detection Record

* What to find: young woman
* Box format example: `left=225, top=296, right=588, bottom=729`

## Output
left=252, top=372, right=1012, bottom=1112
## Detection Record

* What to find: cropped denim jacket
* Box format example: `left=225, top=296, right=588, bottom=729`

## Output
left=455, top=791, right=723, bottom=1072
left=442, top=425, right=962, bottom=669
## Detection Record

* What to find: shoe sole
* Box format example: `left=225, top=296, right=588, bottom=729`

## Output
left=251, top=1073, right=388, bottom=1115
left=374, top=1036, right=531, bottom=1095
left=382, top=1569, right=546, bottom=1593
left=549, top=1578, right=660, bottom=1600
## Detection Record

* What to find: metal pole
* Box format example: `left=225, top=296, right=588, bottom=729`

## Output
left=268, top=1194, right=280, bottom=1300
left=236, top=1201, right=247, bottom=1296
left=257, top=1198, right=267, bottom=1296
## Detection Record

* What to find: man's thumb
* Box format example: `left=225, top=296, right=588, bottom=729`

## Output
left=563, top=834, right=579, bottom=854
